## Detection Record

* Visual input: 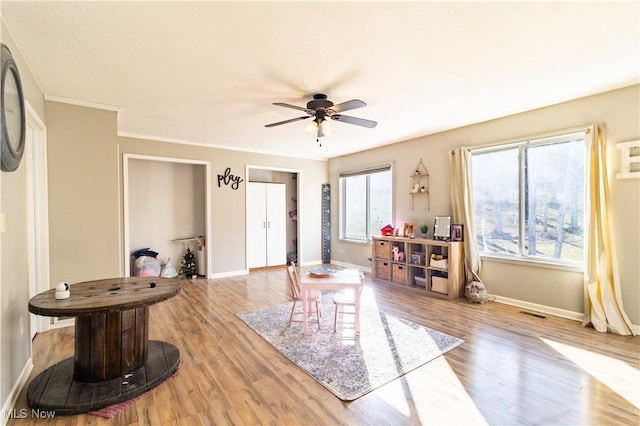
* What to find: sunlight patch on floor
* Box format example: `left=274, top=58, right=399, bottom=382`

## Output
left=541, top=337, right=640, bottom=409
left=374, top=356, right=489, bottom=424
left=358, top=285, right=486, bottom=424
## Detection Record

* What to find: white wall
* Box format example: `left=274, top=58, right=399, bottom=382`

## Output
left=330, top=84, right=640, bottom=326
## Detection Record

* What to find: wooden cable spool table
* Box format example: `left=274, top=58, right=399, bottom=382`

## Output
left=27, top=277, right=183, bottom=415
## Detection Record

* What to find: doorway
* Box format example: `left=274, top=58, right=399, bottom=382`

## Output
left=245, top=165, right=301, bottom=271
left=123, top=154, right=212, bottom=277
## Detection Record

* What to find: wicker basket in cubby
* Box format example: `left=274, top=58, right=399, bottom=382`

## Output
left=374, top=240, right=391, bottom=259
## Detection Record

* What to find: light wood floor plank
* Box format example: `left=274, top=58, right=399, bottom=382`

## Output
left=9, top=267, right=640, bottom=425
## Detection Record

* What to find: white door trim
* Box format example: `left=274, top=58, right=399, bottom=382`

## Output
left=122, top=153, right=212, bottom=277
left=25, top=101, right=51, bottom=336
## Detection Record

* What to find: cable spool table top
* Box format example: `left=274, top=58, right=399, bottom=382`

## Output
left=29, top=277, right=183, bottom=317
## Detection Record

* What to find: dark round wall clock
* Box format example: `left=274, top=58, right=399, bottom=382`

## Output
left=1, top=43, right=26, bottom=172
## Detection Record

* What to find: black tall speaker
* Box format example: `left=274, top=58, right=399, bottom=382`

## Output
left=321, top=184, right=331, bottom=264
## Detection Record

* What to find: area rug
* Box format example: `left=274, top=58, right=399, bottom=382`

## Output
left=89, top=393, right=147, bottom=419
left=236, top=296, right=463, bottom=401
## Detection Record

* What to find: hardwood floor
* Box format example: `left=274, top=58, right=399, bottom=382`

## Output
left=9, top=267, right=640, bottom=425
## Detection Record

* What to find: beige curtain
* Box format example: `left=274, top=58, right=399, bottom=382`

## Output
left=583, top=124, right=634, bottom=335
left=449, top=147, right=481, bottom=282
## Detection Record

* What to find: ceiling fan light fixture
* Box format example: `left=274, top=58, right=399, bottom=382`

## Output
left=266, top=94, right=376, bottom=143
left=305, top=120, right=318, bottom=135
left=320, top=120, right=332, bottom=136
left=305, top=119, right=332, bottom=137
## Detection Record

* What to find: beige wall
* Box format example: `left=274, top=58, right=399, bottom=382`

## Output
left=45, top=102, right=121, bottom=285
left=330, top=84, right=640, bottom=325
left=0, top=20, right=45, bottom=416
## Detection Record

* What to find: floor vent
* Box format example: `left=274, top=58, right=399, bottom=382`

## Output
left=519, top=311, right=546, bottom=319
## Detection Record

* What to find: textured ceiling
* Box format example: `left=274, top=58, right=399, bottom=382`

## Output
left=2, top=1, right=639, bottom=160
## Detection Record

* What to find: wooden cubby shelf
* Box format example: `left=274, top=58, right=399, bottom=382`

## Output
left=371, top=235, right=464, bottom=300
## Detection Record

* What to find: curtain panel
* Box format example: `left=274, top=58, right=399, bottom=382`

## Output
left=449, top=147, right=482, bottom=283
left=583, top=124, right=635, bottom=335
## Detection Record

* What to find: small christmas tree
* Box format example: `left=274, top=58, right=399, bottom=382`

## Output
left=179, top=247, right=198, bottom=278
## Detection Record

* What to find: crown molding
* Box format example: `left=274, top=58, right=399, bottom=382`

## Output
left=43, top=94, right=119, bottom=112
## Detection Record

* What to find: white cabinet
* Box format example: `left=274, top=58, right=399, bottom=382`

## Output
left=247, top=182, right=287, bottom=268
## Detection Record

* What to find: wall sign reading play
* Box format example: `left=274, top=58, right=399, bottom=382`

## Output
left=217, top=167, right=243, bottom=190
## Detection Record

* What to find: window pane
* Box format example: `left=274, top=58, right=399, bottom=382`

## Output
left=524, top=139, right=584, bottom=262
left=368, top=170, right=393, bottom=239
left=472, top=149, right=519, bottom=255
left=343, top=175, right=367, bottom=240
left=340, top=167, right=393, bottom=242
left=471, top=134, right=585, bottom=265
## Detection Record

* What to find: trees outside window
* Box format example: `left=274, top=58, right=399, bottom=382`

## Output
left=471, top=133, right=585, bottom=265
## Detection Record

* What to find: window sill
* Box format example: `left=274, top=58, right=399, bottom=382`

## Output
left=338, top=238, right=372, bottom=246
left=480, top=254, right=584, bottom=273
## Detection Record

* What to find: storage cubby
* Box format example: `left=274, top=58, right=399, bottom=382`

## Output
left=371, top=235, right=464, bottom=300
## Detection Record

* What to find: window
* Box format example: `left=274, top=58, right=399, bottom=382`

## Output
left=471, top=132, right=585, bottom=265
left=339, top=165, right=393, bottom=242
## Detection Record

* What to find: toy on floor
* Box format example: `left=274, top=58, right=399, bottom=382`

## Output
left=465, top=281, right=488, bottom=303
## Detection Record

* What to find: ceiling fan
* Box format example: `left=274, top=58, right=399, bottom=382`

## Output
left=265, top=94, right=377, bottom=143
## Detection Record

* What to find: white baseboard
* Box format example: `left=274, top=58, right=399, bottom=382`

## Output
left=209, top=269, right=248, bottom=279
left=329, top=260, right=371, bottom=274
left=1, top=358, right=33, bottom=426
left=494, top=295, right=640, bottom=335
left=493, top=295, right=584, bottom=322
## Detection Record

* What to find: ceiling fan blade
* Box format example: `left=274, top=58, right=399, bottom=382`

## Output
left=273, top=102, right=310, bottom=112
left=330, top=114, right=377, bottom=128
left=328, top=99, right=366, bottom=113
left=265, top=116, right=310, bottom=127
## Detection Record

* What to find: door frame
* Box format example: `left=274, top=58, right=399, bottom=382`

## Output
left=25, top=101, right=51, bottom=336
left=123, top=154, right=212, bottom=277
left=245, top=165, right=301, bottom=271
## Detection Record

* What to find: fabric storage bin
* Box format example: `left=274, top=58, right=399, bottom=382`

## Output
left=430, top=258, right=448, bottom=269
left=392, top=264, right=407, bottom=285
left=414, top=275, right=426, bottom=288
left=431, top=276, right=448, bottom=294
left=376, top=260, right=390, bottom=280
left=374, top=240, right=391, bottom=259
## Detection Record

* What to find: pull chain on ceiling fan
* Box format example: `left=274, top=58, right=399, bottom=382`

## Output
left=265, top=94, right=377, bottom=145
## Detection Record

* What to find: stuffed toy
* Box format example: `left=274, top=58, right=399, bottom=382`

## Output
left=392, top=245, right=404, bottom=262
left=465, top=281, right=488, bottom=303
left=380, top=224, right=394, bottom=236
